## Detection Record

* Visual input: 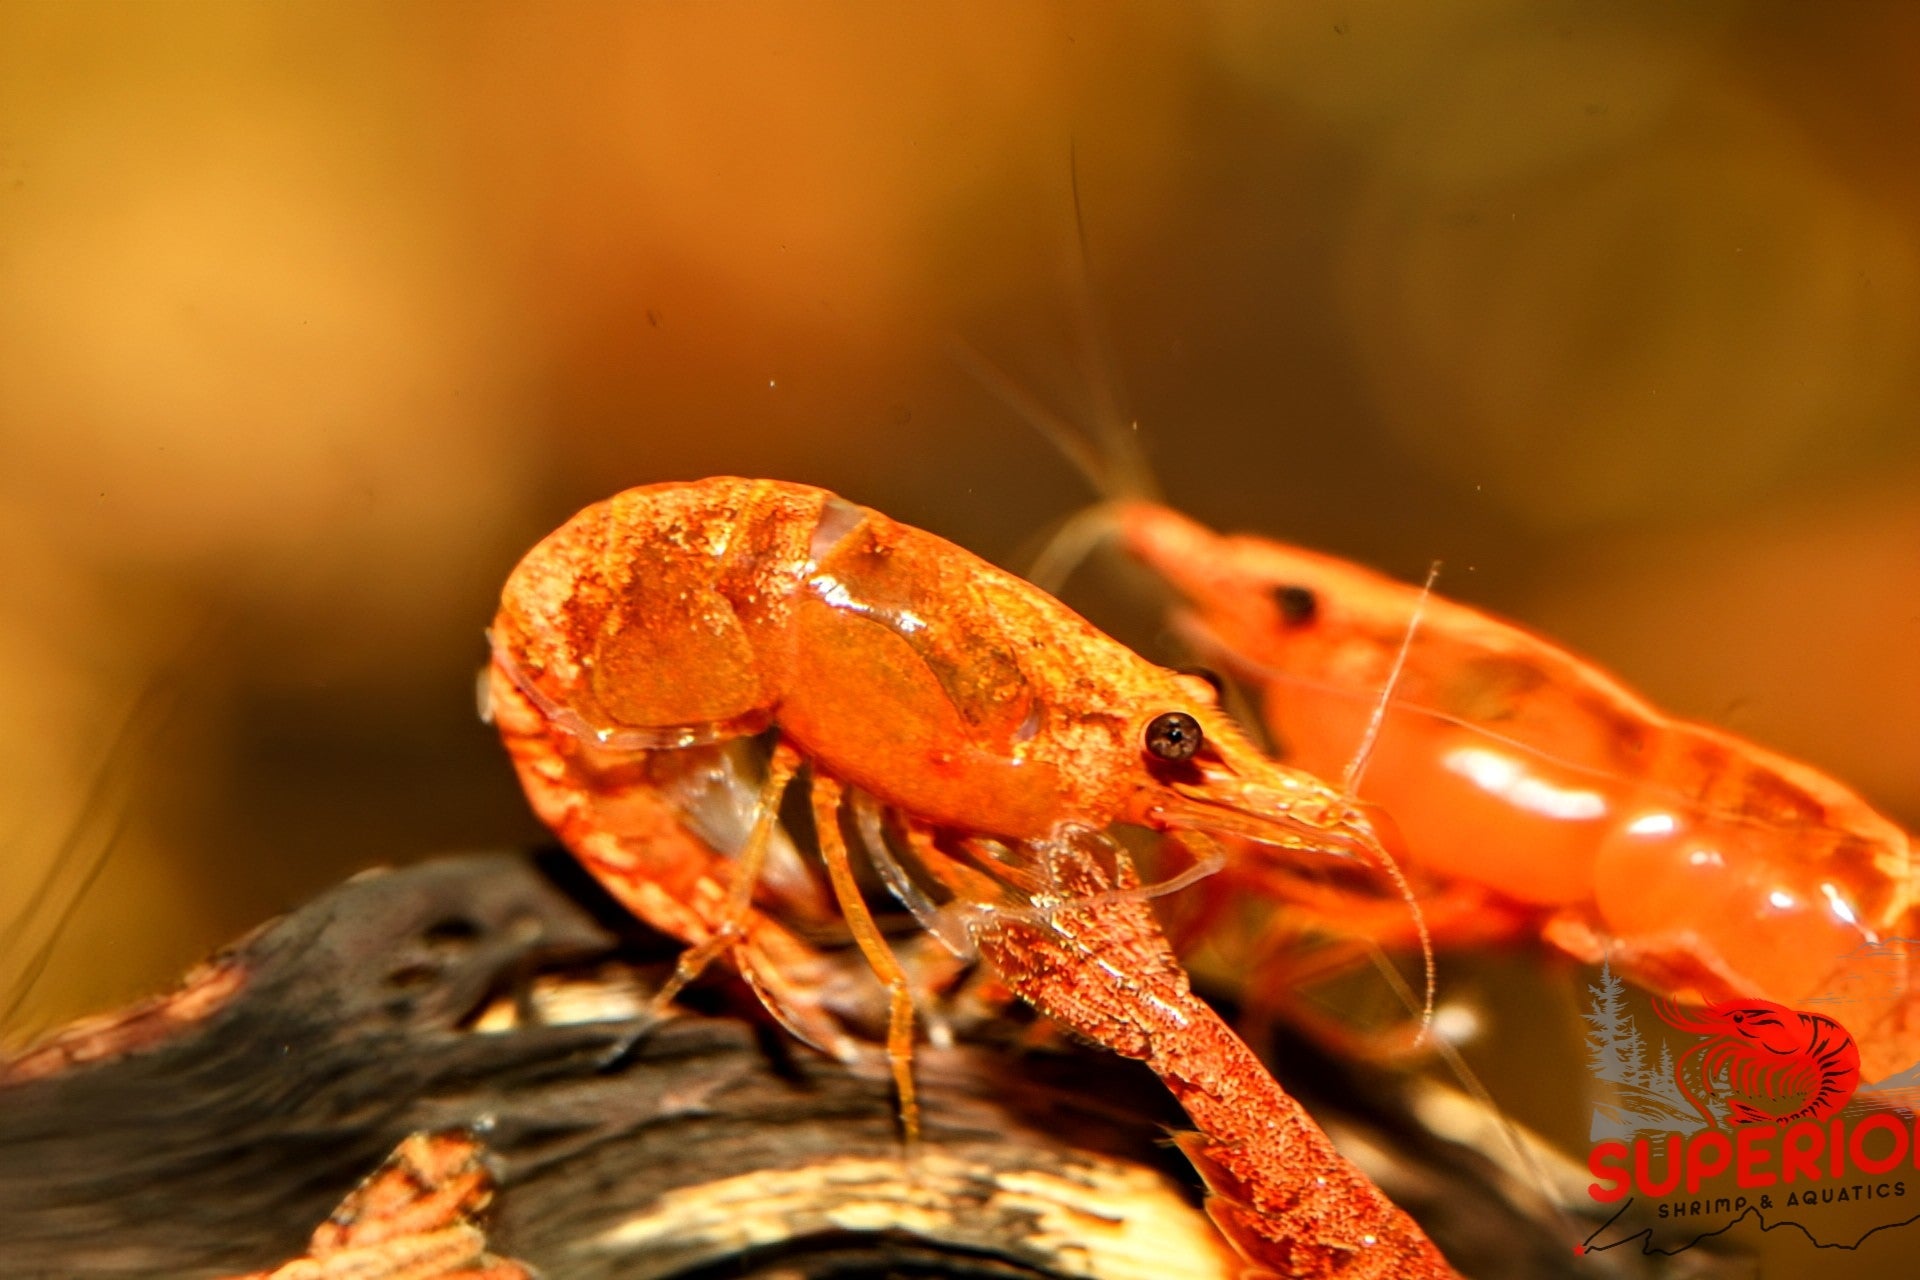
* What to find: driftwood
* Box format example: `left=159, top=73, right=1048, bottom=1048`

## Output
left=0, top=851, right=1742, bottom=1279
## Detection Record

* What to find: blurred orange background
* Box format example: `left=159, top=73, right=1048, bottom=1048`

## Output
left=3, top=3, right=1918, bottom=1267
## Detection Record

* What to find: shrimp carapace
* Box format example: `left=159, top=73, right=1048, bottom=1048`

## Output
left=491, top=479, right=1393, bottom=860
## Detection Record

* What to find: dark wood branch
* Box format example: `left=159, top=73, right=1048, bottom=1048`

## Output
left=0, top=852, right=1223, bottom=1280
left=0, top=852, right=1742, bottom=1280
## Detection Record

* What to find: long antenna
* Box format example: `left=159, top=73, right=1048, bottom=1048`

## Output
left=1342, top=561, right=1440, bottom=796
left=955, top=147, right=1164, bottom=593
left=0, top=811, right=131, bottom=1033
left=1329, top=561, right=1441, bottom=1044
left=0, top=617, right=222, bottom=1040
left=950, top=338, right=1121, bottom=500
left=1063, top=141, right=1158, bottom=504
left=1370, top=949, right=1589, bottom=1244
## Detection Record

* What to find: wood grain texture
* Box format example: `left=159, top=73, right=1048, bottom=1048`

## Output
left=0, top=852, right=1226, bottom=1280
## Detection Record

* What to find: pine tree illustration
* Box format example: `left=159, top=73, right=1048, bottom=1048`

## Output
left=1651, top=1040, right=1682, bottom=1108
left=1583, top=961, right=1639, bottom=1086
left=1623, top=1010, right=1650, bottom=1087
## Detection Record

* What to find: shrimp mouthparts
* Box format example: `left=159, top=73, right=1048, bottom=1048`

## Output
left=1155, top=782, right=1367, bottom=861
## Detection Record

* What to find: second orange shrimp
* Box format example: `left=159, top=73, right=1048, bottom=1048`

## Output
left=1105, top=499, right=1919, bottom=1082
left=488, top=477, right=1456, bottom=1278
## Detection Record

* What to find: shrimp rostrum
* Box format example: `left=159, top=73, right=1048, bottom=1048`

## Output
left=488, top=477, right=1455, bottom=1278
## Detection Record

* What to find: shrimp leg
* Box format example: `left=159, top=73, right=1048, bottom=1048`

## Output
left=650, top=739, right=802, bottom=1013
left=813, top=772, right=922, bottom=1144
left=492, top=667, right=854, bottom=1059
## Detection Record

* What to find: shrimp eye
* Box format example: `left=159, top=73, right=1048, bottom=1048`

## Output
left=1145, top=711, right=1203, bottom=762
left=1273, top=584, right=1318, bottom=628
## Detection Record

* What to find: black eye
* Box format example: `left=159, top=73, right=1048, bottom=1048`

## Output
left=1145, top=711, right=1203, bottom=762
left=1273, top=584, right=1318, bottom=628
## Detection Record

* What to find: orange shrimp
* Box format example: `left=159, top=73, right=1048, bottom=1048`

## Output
left=1106, top=499, right=1919, bottom=1082
left=488, top=476, right=1455, bottom=1277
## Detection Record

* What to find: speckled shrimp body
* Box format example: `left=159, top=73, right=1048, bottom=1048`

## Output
left=488, top=477, right=1455, bottom=1277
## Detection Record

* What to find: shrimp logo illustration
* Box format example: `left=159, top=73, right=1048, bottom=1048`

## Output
left=1652, top=997, right=1861, bottom=1127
